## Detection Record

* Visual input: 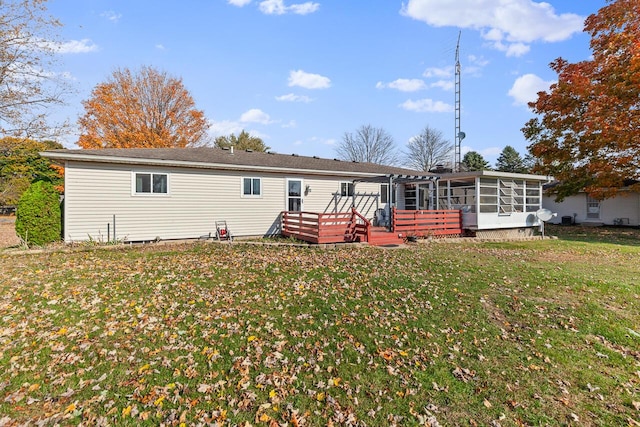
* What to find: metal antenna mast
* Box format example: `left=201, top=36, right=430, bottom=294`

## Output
left=454, top=31, right=464, bottom=172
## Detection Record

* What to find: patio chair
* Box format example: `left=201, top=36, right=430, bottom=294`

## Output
left=373, top=208, right=389, bottom=227
left=215, top=220, right=232, bottom=241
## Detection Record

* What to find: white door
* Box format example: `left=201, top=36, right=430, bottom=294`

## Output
left=287, top=179, right=303, bottom=211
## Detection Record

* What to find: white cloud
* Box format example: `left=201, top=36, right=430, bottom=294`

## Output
left=508, top=73, right=554, bottom=106
left=240, top=108, right=272, bottom=124
left=376, top=78, right=427, bottom=92
left=50, top=39, right=98, bottom=54
left=259, top=0, right=319, bottom=15
left=400, top=98, right=454, bottom=113
left=276, top=93, right=313, bottom=103
left=289, top=2, right=320, bottom=15
left=401, top=0, right=584, bottom=56
left=155, top=44, right=166, bottom=50
left=208, top=120, right=244, bottom=137
left=468, top=55, right=489, bottom=67
left=423, top=66, right=453, bottom=79
left=282, top=120, right=297, bottom=128
left=100, top=11, right=122, bottom=23
left=228, top=0, right=252, bottom=6
left=288, top=69, right=331, bottom=89
left=465, top=55, right=490, bottom=76
left=481, top=146, right=503, bottom=157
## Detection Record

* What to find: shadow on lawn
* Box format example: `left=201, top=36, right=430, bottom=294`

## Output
left=547, top=223, right=640, bottom=246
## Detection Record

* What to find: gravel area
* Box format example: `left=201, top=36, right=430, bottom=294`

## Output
left=0, top=217, right=21, bottom=248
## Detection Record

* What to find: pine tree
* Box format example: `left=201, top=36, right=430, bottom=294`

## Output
left=495, top=146, right=526, bottom=173
left=461, top=151, right=491, bottom=171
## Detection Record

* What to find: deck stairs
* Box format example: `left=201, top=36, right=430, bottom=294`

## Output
left=366, top=227, right=405, bottom=246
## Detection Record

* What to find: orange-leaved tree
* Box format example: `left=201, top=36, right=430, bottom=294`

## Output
left=523, top=0, right=640, bottom=201
left=78, top=66, right=210, bottom=149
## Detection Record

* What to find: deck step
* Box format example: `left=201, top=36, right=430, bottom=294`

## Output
left=368, top=231, right=405, bottom=246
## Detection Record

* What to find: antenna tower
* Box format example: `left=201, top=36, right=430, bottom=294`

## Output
left=454, top=31, right=463, bottom=172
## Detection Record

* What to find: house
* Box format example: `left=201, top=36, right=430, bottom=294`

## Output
left=42, top=147, right=429, bottom=243
left=543, top=183, right=640, bottom=226
left=42, top=147, right=554, bottom=243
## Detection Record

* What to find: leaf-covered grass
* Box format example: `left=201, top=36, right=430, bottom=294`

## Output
left=1, top=230, right=639, bottom=426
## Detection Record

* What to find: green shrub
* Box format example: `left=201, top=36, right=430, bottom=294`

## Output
left=15, top=181, right=61, bottom=246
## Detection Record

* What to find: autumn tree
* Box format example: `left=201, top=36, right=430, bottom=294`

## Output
left=0, top=137, right=64, bottom=206
left=461, top=151, right=491, bottom=171
left=0, top=0, right=70, bottom=139
left=495, top=146, right=527, bottom=173
left=214, top=130, right=270, bottom=152
left=404, top=125, right=451, bottom=171
left=523, top=0, right=640, bottom=200
left=336, top=124, right=399, bottom=165
left=78, top=66, right=210, bottom=149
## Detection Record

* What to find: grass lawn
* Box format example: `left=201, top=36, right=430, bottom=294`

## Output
left=1, top=226, right=639, bottom=426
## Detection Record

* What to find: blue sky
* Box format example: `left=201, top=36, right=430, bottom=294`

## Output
left=47, top=0, right=606, bottom=166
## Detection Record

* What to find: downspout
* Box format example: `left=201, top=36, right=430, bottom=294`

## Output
left=64, top=160, right=68, bottom=243
left=434, top=177, right=440, bottom=210
left=389, top=175, right=394, bottom=231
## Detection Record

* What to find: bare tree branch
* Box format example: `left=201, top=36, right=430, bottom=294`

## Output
left=403, top=125, right=452, bottom=172
left=335, top=124, right=399, bottom=165
left=0, top=0, right=71, bottom=139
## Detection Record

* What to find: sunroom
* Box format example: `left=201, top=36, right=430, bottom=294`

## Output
left=435, top=170, right=553, bottom=233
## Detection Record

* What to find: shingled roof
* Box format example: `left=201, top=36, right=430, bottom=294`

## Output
left=43, top=147, right=428, bottom=177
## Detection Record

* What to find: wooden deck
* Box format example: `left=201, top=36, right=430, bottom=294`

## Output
left=281, top=208, right=463, bottom=246
left=281, top=209, right=369, bottom=244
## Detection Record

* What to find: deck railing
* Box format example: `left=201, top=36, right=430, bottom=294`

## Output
left=392, top=207, right=462, bottom=236
left=282, top=208, right=462, bottom=244
left=281, top=208, right=370, bottom=244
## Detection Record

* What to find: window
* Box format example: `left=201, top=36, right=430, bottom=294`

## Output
left=243, top=177, right=261, bottom=196
left=586, top=195, right=600, bottom=219
left=525, top=181, right=541, bottom=212
left=340, top=182, right=354, bottom=197
left=380, top=184, right=396, bottom=204
left=135, top=172, right=168, bottom=194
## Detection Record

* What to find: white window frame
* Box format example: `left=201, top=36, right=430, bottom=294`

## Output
left=340, top=182, right=354, bottom=197
left=132, top=172, right=170, bottom=196
left=586, top=195, right=600, bottom=219
left=242, top=177, right=262, bottom=198
left=380, top=183, right=388, bottom=204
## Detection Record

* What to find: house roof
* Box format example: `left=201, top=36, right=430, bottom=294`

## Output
left=42, top=147, right=428, bottom=178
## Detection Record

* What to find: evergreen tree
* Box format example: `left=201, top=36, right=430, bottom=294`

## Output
left=495, top=146, right=526, bottom=173
left=461, top=151, right=491, bottom=171
left=15, top=180, right=61, bottom=246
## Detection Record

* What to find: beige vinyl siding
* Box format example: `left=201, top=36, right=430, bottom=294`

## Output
left=65, top=162, right=284, bottom=242
left=285, top=176, right=385, bottom=219
left=63, top=161, right=390, bottom=242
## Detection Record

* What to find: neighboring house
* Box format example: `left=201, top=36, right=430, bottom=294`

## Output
left=42, top=147, right=427, bottom=243
left=543, top=184, right=640, bottom=226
